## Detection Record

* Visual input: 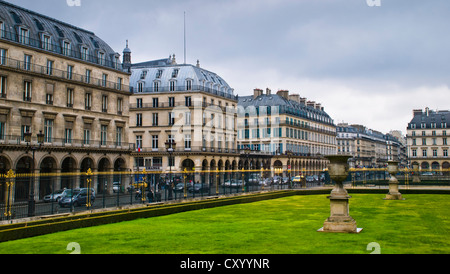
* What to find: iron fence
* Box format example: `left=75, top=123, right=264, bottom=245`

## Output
left=1, top=168, right=449, bottom=221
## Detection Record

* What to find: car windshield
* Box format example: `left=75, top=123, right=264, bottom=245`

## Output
left=65, top=190, right=80, bottom=198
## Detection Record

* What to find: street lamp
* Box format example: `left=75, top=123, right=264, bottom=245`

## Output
left=165, top=140, right=176, bottom=200
left=286, top=150, right=293, bottom=189
left=243, top=146, right=251, bottom=192
left=24, top=130, right=45, bottom=217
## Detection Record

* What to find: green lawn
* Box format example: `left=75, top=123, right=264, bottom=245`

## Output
left=0, top=194, right=449, bottom=254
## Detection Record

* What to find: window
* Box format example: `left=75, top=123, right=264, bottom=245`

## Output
left=422, top=149, right=427, bottom=157
left=63, top=41, right=71, bottom=56
left=152, top=113, right=159, bottom=126
left=185, top=96, right=191, bottom=107
left=169, top=112, right=175, bottom=126
left=23, top=81, right=32, bottom=101
left=0, top=48, right=6, bottom=65
left=444, top=138, right=447, bottom=145
left=153, top=81, right=159, bottom=92
left=136, top=98, right=143, bottom=108
left=0, top=75, right=6, bottom=98
left=156, top=70, right=163, bottom=78
left=136, top=113, right=143, bottom=127
left=136, top=136, right=142, bottom=151
left=98, top=51, right=105, bottom=66
left=44, top=119, right=53, bottom=143
left=170, top=81, right=176, bottom=91
left=42, top=35, right=52, bottom=50
left=0, top=122, right=4, bottom=140
left=85, top=93, right=92, bottom=110
left=117, top=77, right=123, bottom=90
left=422, top=138, right=427, bottom=145
left=117, top=98, right=123, bottom=114
left=172, top=69, right=179, bottom=78
left=24, top=54, right=32, bottom=71
left=153, top=98, right=159, bottom=108
left=67, top=65, right=73, bottom=80
left=444, top=149, right=448, bottom=157
left=46, top=93, right=53, bottom=105
left=83, top=129, right=90, bottom=145
left=137, top=82, right=144, bottom=93
left=65, top=128, right=73, bottom=144
left=85, top=69, right=91, bottom=84
left=101, top=125, right=107, bottom=146
left=21, top=125, right=31, bottom=142
left=186, top=80, right=192, bottom=91
left=102, top=74, right=108, bottom=87
left=169, top=97, right=175, bottom=107
left=152, top=135, right=159, bottom=149
left=185, top=134, right=191, bottom=150
left=412, top=149, right=417, bottom=157
left=185, top=112, right=191, bottom=126
left=81, top=46, right=89, bottom=61
left=19, top=28, right=29, bottom=44
left=66, top=88, right=74, bottom=107
left=116, top=127, right=123, bottom=146
left=433, top=149, right=438, bottom=157
left=102, top=95, right=108, bottom=112
left=46, top=60, right=53, bottom=75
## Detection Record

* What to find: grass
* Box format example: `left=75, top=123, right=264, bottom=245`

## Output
left=0, top=194, right=449, bottom=254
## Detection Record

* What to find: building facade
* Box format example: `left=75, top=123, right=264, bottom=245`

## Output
left=238, top=88, right=337, bottom=177
left=337, top=123, right=406, bottom=168
left=0, top=1, right=132, bottom=201
left=127, top=52, right=240, bottom=184
left=407, top=108, right=450, bottom=171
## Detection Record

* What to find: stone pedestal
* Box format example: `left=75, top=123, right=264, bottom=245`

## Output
left=384, top=161, right=404, bottom=200
left=318, top=155, right=362, bottom=234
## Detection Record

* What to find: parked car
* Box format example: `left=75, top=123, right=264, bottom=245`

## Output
left=224, top=179, right=243, bottom=188
left=58, top=188, right=95, bottom=208
left=44, top=189, right=66, bottom=203
left=292, top=176, right=302, bottom=183
left=189, top=183, right=210, bottom=193
left=113, top=182, right=123, bottom=193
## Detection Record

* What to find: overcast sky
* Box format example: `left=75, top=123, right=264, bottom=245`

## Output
left=9, top=0, right=450, bottom=135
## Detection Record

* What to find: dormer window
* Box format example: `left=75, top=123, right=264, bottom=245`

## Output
left=172, top=68, right=179, bottom=78
left=81, top=46, right=89, bottom=61
left=42, top=34, right=52, bottom=51
left=156, top=69, right=163, bottom=78
left=186, top=79, right=192, bottom=91
left=140, top=70, right=147, bottom=79
left=19, top=27, right=29, bottom=45
left=98, top=51, right=105, bottom=66
left=137, top=82, right=144, bottom=93
left=0, top=21, right=5, bottom=38
left=63, top=40, right=71, bottom=56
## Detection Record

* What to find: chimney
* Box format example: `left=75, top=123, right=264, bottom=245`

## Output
left=315, top=103, right=322, bottom=110
left=307, top=101, right=316, bottom=108
left=300, top=97, right=307, bottom=105
left=277, top=90, right=289, bottom=100
left=425, top=107, right=430, bottom=116
left=266, top=88, right=271, bottom=95
left=413, top=109, right=423, bottom=116
left=289, top=94, right=300, bottom=103
left=253, top=88, right=263, bottom=99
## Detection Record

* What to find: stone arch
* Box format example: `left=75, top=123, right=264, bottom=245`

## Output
left=39, top=156, right=58, bottom=199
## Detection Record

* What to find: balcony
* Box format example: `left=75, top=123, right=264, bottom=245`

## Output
left=0, top=56, right=130, bottom=93
left=0, top=135, right=135, bottom=151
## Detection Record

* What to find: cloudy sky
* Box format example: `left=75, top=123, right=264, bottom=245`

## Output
left=9, top=0, right=450, bottom=135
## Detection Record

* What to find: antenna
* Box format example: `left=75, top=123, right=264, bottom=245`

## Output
left=184, top=11, right=187, bottom=65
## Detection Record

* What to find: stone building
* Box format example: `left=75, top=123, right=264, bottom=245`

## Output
left=126, top=51, right=240, bottom=184
left=238, top=88, right=337, bottom=177
left=407, top=107, right=450, bottom=172
left=337, top=123, right=405, bottom=168
left=0, top=1, right=132, bottom=201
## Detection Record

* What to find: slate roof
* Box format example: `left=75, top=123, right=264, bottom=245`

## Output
left=408, top=109, right=450, bottom=129
left=0, top=0, right=122, bottom=70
